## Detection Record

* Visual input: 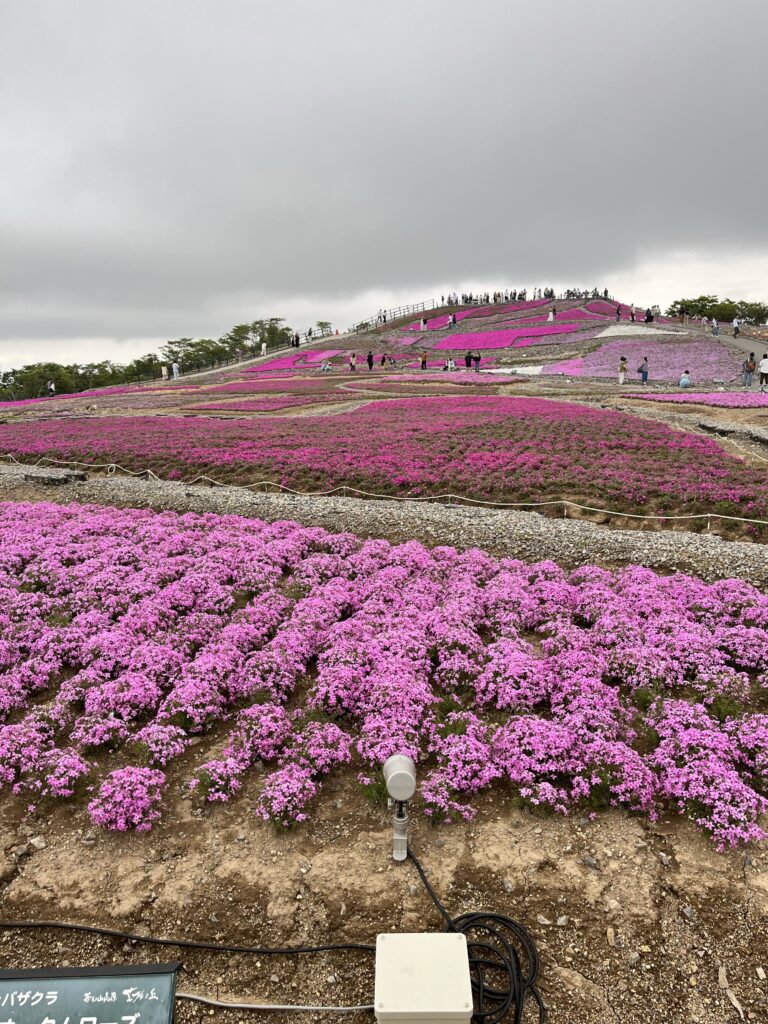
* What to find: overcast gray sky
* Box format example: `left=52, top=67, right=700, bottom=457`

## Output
left=1, top=0, right=767, bottom=369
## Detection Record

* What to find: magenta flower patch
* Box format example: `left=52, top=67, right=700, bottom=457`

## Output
left=0, top=503, right=767, bottom=846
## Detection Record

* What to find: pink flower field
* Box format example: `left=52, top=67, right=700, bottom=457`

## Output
left=626, top=392, right=768, bottom=408
left=407, top=299, right=549, bottom=330
left=1, top=501, right=767, bottom=845
left=432, top=324, right=593, bottom=350
left=196, top=395, right=345, bottom=413
left=1, top=396, right=767, bottom=529
left=543, top=338, right=740, bottom=383
left=243, top=350, right=343, bottom=373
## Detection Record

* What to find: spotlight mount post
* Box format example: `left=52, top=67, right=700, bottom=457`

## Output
left=382, top=754, right=416, bottom=862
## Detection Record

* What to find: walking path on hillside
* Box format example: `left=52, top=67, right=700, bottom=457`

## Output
left=1, top=465, right=766, bottom=586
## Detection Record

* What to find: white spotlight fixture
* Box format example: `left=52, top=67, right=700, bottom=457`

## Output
left=383, top=754, right=416, bottom=862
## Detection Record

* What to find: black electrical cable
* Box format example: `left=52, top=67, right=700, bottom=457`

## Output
left=407, top=849, right=546, bottom=1024
left=0, top=920, right=373, bottom=956
left=0, top=851, right=545, bottom=1024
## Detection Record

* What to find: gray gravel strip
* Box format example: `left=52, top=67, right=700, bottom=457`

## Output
left=1, top=465, right=767, bottom=585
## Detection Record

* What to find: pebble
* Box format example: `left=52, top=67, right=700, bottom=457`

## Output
left=15, top=470, right=768, bottom=587
left=582, top=855, right=598, bottom=870
left=29, top=836, right=46, bottom=850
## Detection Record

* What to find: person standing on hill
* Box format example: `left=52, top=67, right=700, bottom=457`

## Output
left=420, top=353, right=427, bottom=371
left=712, top=318, right=719, bottom=336
left=172, top=361, right=180, bottom=380
left=380, top=353, right=387, bottom=367
left=760, top=353, right=768, bottom=392
left=743, top=353, right=756, bottom=388
left=733, top=317, right=741, bottom=338
left=630, top=306, right=636, bottom=323
left=618, top=356, right=627, bottom=385
left=367, top=350, right=374, bottom=371
left=420, top=316, right=427, bottom=331
left=465, top=351, right=472, bottom=369
left=349, top=352, right=357, bottom=372
left=615, top=305, right=621, bottom=322
left=638, top=357, right=649, bottom=385
left=645, top=308, right=653, bottom=323
left=472, top=350, right=481, bottom=372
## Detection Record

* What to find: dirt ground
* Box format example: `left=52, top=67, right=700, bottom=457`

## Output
left=0, top=768, right=766, bottom=1024
left=2, top=368, right=768, bottom=1023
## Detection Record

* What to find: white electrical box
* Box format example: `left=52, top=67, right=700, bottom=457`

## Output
left=374, top=933, right=473, bottom=1024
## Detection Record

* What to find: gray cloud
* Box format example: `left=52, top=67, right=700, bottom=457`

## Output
left=1, top=0, right=767, bottom=360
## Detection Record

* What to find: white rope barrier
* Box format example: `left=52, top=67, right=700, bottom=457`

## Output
left=3, top=451, right=768, bottom=528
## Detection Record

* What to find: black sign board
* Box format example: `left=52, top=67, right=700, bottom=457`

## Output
left=0, top=963, right=180, bottom=1024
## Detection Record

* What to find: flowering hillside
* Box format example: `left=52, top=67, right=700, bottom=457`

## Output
left=0, top=397, right=766, bottom=526
left=1, top=502, right=767, bottom=846
left=543, top=338, right=739, bottom=383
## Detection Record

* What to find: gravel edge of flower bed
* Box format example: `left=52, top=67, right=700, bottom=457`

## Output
left=2, top=467, right=768, bottom=586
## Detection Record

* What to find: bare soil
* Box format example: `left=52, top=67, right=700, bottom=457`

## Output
left=0, top=774, right=766, bottom=1024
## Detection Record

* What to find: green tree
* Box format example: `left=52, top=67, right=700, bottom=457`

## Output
left=667, top=295, right=768, bottom=324
left=160, top=337, right=195, bottom=366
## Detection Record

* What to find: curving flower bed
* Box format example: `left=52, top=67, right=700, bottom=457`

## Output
left=0, top=502, right=766, bottom=846
left=244, top=350, right=343, bottom=374
left=626, top=392, right=768, bottom=408
left=1, top=396, right=767, bottom=525
left=196, top=395, right=347, bottom=413
left=432, top=324, right=594, bottom=350
left=407, top=299, right=550, bottom=330
left=542, top=338, right=740, bottom=383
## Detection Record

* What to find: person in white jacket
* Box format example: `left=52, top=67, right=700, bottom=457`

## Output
left=759, top=353, right=768, bottom=392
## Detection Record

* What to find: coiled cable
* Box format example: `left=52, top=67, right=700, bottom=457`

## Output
left=407, top=849, right=546, bottom=1024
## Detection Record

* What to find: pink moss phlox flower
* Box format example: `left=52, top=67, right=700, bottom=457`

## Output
left=87, top=766, right=166, bottom=831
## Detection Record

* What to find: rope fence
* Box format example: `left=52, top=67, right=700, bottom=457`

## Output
left=3, top=452, right=768, bottom=530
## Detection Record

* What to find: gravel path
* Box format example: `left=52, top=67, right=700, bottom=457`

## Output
left=2, top=464, right=767, bottom=585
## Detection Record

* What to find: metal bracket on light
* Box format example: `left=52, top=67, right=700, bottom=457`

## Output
left=382, top=754, right=417, bottom=862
